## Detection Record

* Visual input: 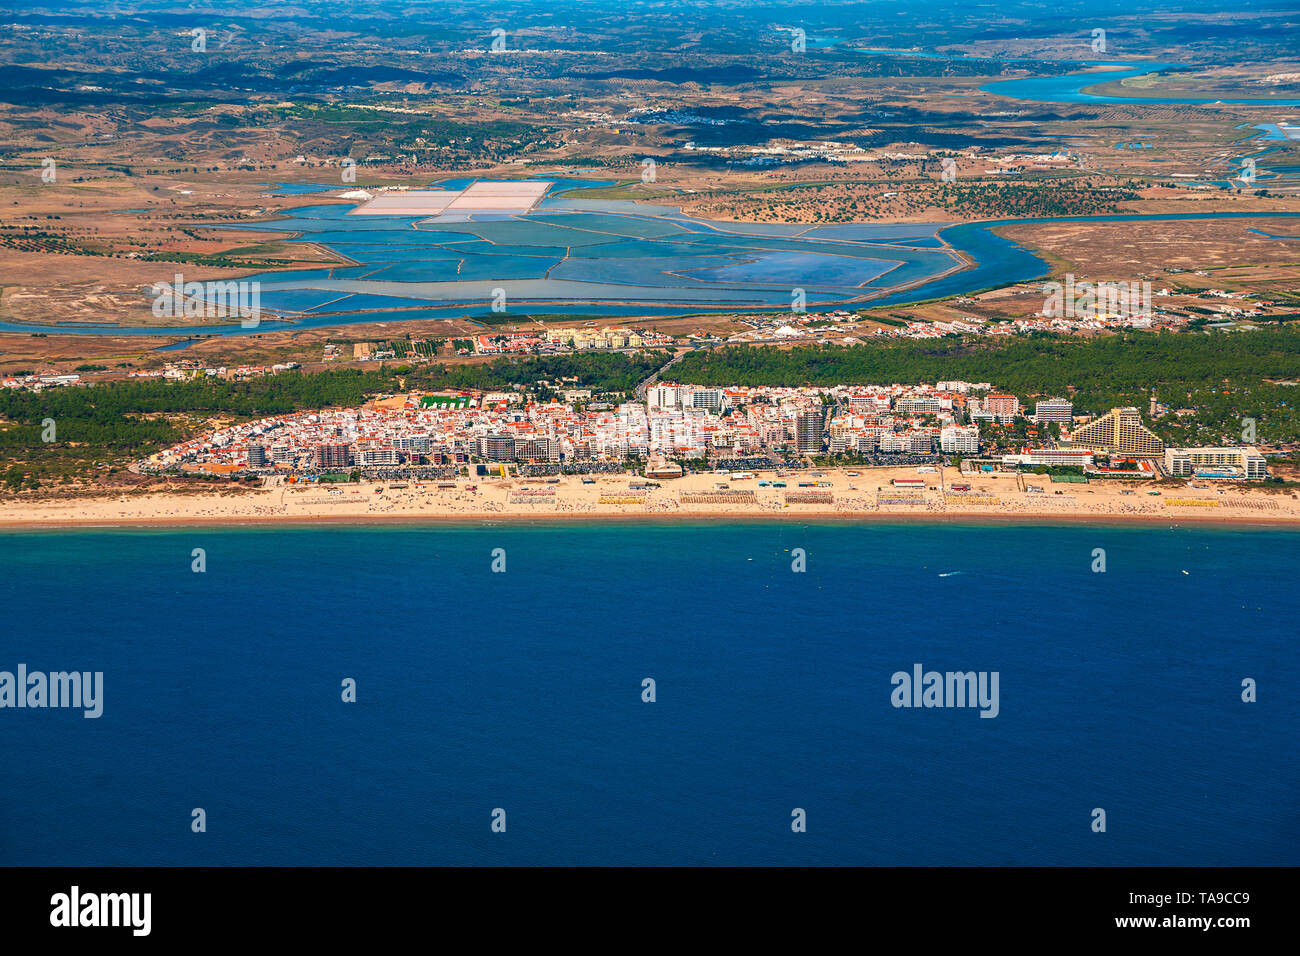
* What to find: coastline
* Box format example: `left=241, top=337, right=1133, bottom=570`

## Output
left=4, top=466, right=1298, bottom=531
left=3, top=513, right=1298, bottom=533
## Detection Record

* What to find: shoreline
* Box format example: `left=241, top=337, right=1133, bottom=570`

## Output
left=3, top=464, right=1299, bottom=532
left=2, top=512, right=1299, bottom=532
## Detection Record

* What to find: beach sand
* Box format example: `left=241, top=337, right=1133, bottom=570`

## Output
left=2, top=466, right=1298, bottom=528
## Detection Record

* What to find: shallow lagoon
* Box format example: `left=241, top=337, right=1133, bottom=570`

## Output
left=147, top=183, right=968, bottom=324
left=4, top=183, right=1300, bottom=337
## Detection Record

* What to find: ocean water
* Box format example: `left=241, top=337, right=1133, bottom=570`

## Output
left=1, top=522, right=1296, bottom=866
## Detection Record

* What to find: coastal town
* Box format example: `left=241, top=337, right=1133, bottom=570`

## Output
left=141, top=380, right=1270, bottom=480
left=8, top=378, right=1259, bottom=526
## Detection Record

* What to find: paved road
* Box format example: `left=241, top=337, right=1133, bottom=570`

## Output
left=635, top=346, right=698, bottom=401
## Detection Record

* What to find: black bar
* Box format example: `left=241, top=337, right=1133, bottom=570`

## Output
left=0, top=867, right=1283, bottom=942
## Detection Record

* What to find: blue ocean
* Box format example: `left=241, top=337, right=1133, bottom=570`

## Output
left=1, top=523, right=1296, bottom=866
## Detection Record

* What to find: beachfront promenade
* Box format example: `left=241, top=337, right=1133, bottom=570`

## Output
left=3, top=466, right=1294, bottom=527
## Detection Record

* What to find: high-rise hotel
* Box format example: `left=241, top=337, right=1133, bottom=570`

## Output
left=1068, top=407, right=1164, bottom=456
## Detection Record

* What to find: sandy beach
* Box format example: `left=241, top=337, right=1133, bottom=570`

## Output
left=2, top=466, right=1299, bottom=528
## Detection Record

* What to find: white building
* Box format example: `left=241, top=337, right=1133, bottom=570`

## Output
left=1034, top=398, right=1074, bottom=423
left=685, top=388, right=725, bottom=412
left=895, top=396, right=944, bottom=416
left=1164, top=447, right=1267, bottom=480
left=1001, top=449, right=1095, bottom=468
left=647, top=385, right=681, bottom=409
left=392, top=436, right=432, bottom=454
left=939, top=426, right=980, bottom=454
left=356, top=448, right=400, bottom=466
